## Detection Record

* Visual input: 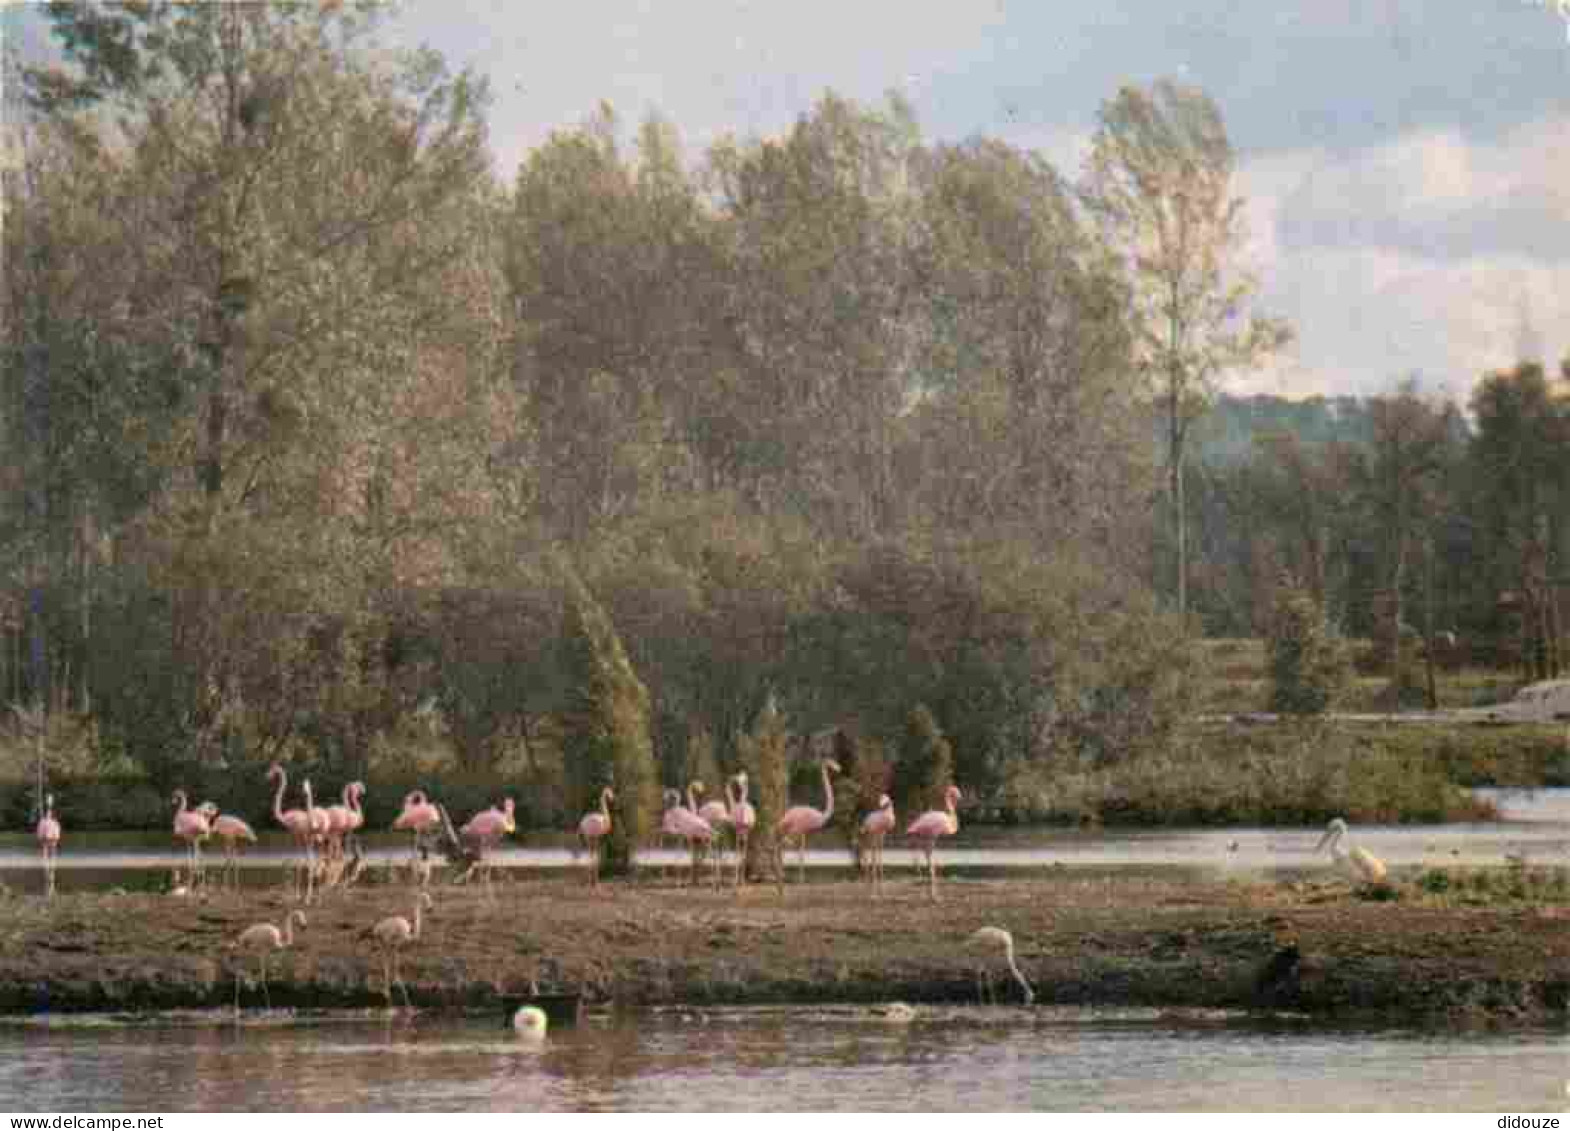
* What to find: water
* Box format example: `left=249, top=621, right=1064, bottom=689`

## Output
left=1, top=1007, right=1565, bottom=1112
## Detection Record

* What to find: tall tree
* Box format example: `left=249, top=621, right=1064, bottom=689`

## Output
left=1083, top=79, right=1291, bottom=620
left=907, top=138, right=1144, bottom=558
left=1470, top=362, right=1569, bottom=679
left=706, top=92, right=920, bottom=536
left=10, top=1, right=502, bottom=771
left=1349, top=382, right=1459, bottom=700
left=505, top=106, right=715, bottom=537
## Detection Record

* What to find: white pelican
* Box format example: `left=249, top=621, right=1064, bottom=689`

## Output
left=1315, top=818, right=1387, bottom=884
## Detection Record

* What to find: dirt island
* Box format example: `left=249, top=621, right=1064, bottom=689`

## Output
left=4, top=867, right=1567, bottom=1026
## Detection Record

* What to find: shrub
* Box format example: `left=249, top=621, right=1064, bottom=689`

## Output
left=557, top=564, right=659, bottom=876
left=896, top=704, right=954, bottom=815
left=1267, top=583, right=1350, bottom=715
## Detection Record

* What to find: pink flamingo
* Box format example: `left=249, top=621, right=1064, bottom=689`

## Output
left=267, top=763, right=316, bottom=902
left=201, top=802, right=257, bottom=891
left=392, top=790, right=442, bottom=861
left=728, top=772, right=756, bottom=888
left=860, top=793, right=896, bottom=898
left=458, top=797, right=516, bottom=895
left=906, top=784, right=961, bottom=901
left=303, top=780, right=330, bottom=845
left=36, top=793, right=61, bottom=899
left=697, top=780, right=733, bottom=880
left=171, top=789, right=213, bottom=887
left=344, top=782, right=365, bottom=851
left=658, top=788, right=687, bottom=880
left=232, top=909, right=307, bottom=1010
left=697, top=781, right=731, bottom=827
left=302, top=781, right=336, bottom=893
left=577, top=787, right=614, bottom=889
left=667, top=782, right=720, bottom=890
left=774, top=758, right=840, bottom=892
left=370, top=891, right=433, bottom=1007
left=324, top=782, right=365, bottom=861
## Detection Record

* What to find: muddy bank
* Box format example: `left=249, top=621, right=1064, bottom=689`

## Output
left=4, top=872, right=1568, bottom=1025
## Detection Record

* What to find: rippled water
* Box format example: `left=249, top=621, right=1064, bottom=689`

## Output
left=1, top=1007, right=1566, bottom=1112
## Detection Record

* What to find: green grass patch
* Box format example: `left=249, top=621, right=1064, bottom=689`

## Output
left=1411, top=864, right=1570, bottom=908
left=1005, top=720, right=1499, bottom=827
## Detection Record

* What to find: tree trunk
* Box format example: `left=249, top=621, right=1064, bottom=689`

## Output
left=1169, top=378, right=1187, bottom=621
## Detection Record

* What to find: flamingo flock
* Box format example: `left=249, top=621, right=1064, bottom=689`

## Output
left=25, top=759, right=978, bottom=913
left=33, top=751, right=1414, bottom=1023
left=26, top=758, right=1420, bottom=1023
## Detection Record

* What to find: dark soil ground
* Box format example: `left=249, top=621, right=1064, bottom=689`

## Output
left=4, top=866, right=1568, bottom=1025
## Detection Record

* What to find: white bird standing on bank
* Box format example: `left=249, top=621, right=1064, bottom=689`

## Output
left=1315, top=817, right=1387, bottom=884
left=970, top=926, right=1035, bottom=1005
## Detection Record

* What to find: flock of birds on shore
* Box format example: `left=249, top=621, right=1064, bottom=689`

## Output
left=27, top=757, right=1393, bottom=1031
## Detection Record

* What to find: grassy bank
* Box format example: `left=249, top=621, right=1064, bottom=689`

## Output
left=1194, top=638, right=1528, bottom=715
left=2, top=872, right=1567, bottom=1025
left=1001, top=720, right=1527, bottom=827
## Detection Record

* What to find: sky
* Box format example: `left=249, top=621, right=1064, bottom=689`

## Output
left=7, top=0, right=1570, bottom=402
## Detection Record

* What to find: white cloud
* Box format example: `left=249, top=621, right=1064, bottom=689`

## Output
left=1230, top=119, right=1570, bottom=400
left=1275, top=117, right=1570, bottom=261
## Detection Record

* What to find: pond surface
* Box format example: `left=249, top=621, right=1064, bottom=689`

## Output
left=2, top=1006, right=1566, bottom=1112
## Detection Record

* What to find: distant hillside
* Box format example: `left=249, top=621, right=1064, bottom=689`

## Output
left=1191, top=393, right=1378, bottom=464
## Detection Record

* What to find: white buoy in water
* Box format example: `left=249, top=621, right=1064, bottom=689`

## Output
left=513, top=1005, right=548, bottom=1040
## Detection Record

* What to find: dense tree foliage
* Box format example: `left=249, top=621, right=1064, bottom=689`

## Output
left=3, top=11, right=1565, bottom=822
left=1184, top=382, right=1567, bottom=689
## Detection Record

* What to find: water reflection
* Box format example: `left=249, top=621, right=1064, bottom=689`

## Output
left=2, top=1007, right=1566, bottom=1111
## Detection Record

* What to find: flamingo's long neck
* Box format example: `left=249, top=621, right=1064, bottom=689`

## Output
left=272, top=771, right=288, bottom=823
left=412, top=900, right=425, bottom=940
left=601, top=790, right=613, bottom=819
left=281, top=914, right=297, bottom=946
left=1006, top=943, right=1034, bottom=1003
left=820, top=763, right=835, bottom=821
left=173, top=790, right=187, bottom=816
left=686, top=784, right=700, bottom=812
